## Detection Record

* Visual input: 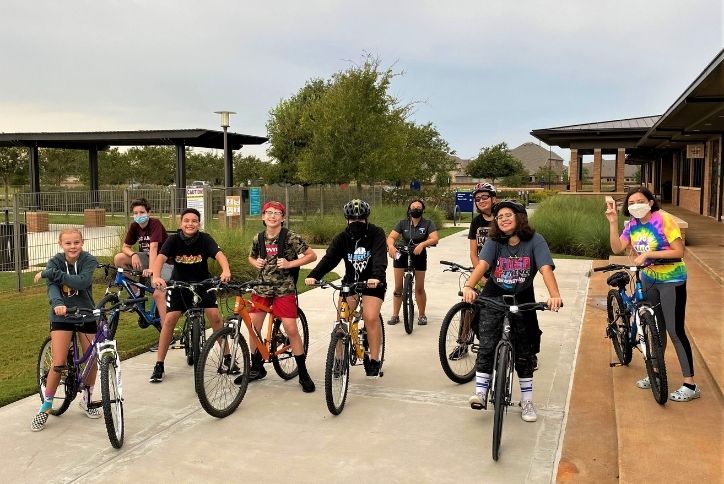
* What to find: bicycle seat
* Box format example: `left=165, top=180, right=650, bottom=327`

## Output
left=607, top=271, right=630, bottom=288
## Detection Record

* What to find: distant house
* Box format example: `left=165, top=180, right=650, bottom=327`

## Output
left=449, top=154, right=474, bottom=184
left=581, top=160, right=639, bottom=183
left=509, top=142, right=565, bottom=183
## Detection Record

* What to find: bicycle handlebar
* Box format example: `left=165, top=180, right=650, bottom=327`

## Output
left=440, top=260, right=474, bottom=272
left=164, top=278, right=221, bottom=294
left=473, top=297, right=556, bottom=313
left=210, top=280, right=265, bottom=293
left=312, top=280, right=386, bottom=292
left=592, top=259, right=683, bottom=273
left=98, top=263, right=145, bottom=278
left=64, top=299, right=137, bottom=320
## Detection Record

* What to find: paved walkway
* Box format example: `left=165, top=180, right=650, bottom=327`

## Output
left=0, top=229, right=590, bottom=484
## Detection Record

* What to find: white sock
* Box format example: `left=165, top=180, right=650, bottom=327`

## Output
left=519, top=377, right=533, bottom=402
left=475, top=372, right=491, bottom=395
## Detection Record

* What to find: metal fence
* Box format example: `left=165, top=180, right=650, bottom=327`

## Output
left=0, top=185, right=393, bottom=293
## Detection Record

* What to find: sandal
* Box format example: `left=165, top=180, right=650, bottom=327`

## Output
left=635, top=376, right=650, bottom=389
left=388, top=316, right=400, bottom=325
left=669, top=385, right=701, bottom=402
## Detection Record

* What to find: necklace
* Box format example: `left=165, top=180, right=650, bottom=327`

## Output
left=507, top=241, right=521, bottom=259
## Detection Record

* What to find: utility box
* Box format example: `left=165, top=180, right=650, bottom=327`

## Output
left=0, top=222, right=29, bottom=271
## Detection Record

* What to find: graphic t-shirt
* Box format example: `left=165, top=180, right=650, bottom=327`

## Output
left=159, top=231, right=220, bottom=282
left=479, top=233, right=554, bottom=297
left=468, top=214, right=495, bottom=254
left=123, top=218, right=168, bottom=253
left=621, top=211, right=687, bottom=284
left=249, top=230, right=310, bottom=297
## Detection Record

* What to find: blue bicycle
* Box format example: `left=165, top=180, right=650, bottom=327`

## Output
left=593, top=259, right=676, bottom=405
left=98, top=264, right=161, bottom=339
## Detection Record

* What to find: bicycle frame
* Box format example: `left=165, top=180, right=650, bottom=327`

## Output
left=228, top=294, right=292, bottom=361
left=101, top=265, right=160, bottom=328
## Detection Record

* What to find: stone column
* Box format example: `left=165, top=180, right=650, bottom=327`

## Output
left=593, top=148, right=602, bottom=192
left=615, top=148, right=626, bottom=192
left=569, top=149, right=579, bottom=192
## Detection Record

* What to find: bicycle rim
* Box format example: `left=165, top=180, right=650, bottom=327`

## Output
left=195, top=327, right=250, bottom=418
left=492, top=344, right=512, bottom=461
left=100, top=353, right=124, bottom=448
left=37, top=336, right=74, bottom=416
left=325, top=331, right=350, bottom=415
left=272, top=310, right=309, bottom=380
left=606, top=290, right=632, bottom=365
left=438, top=302, right=476, bottom=384
left=641, top=311, right=668, bottom=404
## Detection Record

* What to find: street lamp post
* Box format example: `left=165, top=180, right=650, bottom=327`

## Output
left=548, top=145, right=552, bottom=190
left=215, top=110, right=236, bottom=227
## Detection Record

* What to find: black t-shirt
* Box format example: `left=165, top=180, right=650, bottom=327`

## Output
left=159, top=231, right=220, bottom=282
left=468, top=213, right=495, bottom=255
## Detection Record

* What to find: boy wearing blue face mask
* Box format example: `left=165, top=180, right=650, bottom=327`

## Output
left=114, top=198, right=171, bottom=328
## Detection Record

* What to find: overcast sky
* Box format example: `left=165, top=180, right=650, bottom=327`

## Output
left=1, top=0, right=722, bottom=163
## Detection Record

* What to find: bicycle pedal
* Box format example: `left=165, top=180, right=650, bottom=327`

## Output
left=87, top=401, right=103, bottom=409
left=610, top=362, right=623, bottom=367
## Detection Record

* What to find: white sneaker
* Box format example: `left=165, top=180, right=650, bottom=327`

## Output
left=468, top=392, right=487, bottom=410
left=520, top=400, right=537, bottom=422
left=79, top=391, right=102, bottom=419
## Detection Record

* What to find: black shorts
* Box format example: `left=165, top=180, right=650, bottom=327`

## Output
left=393, top=250, right=428, bottom=271
left=360, top=285, right=386, bottom=300
left=50, top=321, right=98, bottom=334
left=166, top=287, right=218, bottom=313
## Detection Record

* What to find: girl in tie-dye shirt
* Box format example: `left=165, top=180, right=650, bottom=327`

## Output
left=606, top=187, right=699, bottom=402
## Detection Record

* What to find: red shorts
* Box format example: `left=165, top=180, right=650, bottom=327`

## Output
left=250, top=293, right=298, bottom=319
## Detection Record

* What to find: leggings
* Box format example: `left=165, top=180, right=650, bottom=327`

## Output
left=643, top=280, right=694, bottom=377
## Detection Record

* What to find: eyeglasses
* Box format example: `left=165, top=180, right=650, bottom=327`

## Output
left=495, top=213, right=515, bottom=221
left=475, top=195, right=491, bottom=202
left=263, top=210, right=284, bottom=216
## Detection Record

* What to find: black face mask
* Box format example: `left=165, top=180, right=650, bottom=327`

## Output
left=347, top=222, right=367, bottom=239
left=409, top=209, right=423, bottom=218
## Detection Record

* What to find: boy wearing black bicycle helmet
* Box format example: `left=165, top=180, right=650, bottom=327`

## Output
left=462, top=200, right=562, bottom=423
left=305, top=199, right=388, bottom=377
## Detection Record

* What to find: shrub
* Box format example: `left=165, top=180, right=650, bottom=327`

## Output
left=530, top=196, right=625, bottom=259
left=529, top=190, right=560, bottom=204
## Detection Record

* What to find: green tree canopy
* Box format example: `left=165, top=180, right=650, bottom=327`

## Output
left=466, top=142, right=525, bottom=184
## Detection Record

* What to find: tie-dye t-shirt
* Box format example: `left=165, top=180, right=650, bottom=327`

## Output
left=621, top=211, right=687, bottom=284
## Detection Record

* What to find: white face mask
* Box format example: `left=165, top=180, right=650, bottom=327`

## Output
left=628, top=203, right=651, bottom=219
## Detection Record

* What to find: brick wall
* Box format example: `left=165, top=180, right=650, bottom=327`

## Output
left=677, top=187, right=701, bottom=213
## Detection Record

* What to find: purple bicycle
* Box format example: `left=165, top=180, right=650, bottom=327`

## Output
left=36, top=299, right=139, bottom=449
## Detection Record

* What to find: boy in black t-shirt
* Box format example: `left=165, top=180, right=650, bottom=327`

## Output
left=148, top=208, right=232, bottom=383
left=467, top=183, right=497, bottom=267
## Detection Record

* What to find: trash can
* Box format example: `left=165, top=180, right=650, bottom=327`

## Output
left=0, top=212, right=29, bottom=271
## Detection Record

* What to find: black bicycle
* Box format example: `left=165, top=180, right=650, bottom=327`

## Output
left=395, top=241, right=417, bottom=334
left=474, top=296, right=552, bottom=461
left=438, top=260, right=477, bottom=383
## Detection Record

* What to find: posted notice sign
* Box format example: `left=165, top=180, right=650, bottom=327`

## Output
left=186, top=187, right=205, bottom=229
left=225, top=196, right=240, bottom=216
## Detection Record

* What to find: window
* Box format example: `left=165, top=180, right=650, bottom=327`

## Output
left=692, top=158, right=703, bottom=188
left=681, top=158, right=691, bottom=186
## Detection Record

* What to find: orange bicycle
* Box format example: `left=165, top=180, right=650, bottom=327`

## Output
left=195, top=281, right=309, bottom=418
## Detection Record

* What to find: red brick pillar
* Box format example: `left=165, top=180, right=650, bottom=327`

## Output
left=26, top=211, right=49, bottom=232
left=83, top=208, right=106, bottom=227
left=593, top=148, right=602, bottom=192
left=615, top=148, right=626, bottom=192
left=569, top=149, right=579, bottom=192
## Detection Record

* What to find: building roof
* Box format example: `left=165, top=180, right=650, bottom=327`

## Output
left=530, top=116, right=659, bottom=149
left=509, top=142, right=564, bottom=172
left=0, top=129, right=268, bottom=150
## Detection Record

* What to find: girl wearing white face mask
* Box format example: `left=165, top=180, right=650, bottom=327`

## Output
left=606, top=187, right=699, bottom=402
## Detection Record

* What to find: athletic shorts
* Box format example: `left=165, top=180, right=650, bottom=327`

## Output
left=50, top=320, right=98, bottom=334
left=166, top=286, right=218, bottom=313
left=137, top=252, right=173, bottom=281
left=250, top=293, right=298, bottom=319
left=393, top=250, right=428, bottom=271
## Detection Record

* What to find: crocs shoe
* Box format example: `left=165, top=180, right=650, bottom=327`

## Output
left=669, top=385, right=701, bottom=402
left=418, top=316, right=428, bottom=326
left=635, top=376, right=650, bottom=389
left=387, top=316, right=400, bottom=326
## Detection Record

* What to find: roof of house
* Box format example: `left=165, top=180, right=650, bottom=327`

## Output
left=509, top=142, right=564, bottom=173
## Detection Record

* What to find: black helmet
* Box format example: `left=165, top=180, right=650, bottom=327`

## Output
left=472, top=182, right=497, bottom=197
left=343, top=199, right=371, bottom=219
left=492, top=199, right=526, bottom=216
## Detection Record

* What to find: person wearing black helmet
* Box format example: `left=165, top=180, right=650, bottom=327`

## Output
left=305, top=199, right=388, bottom=377
left=461, top=199, right=562, bottom=423
left=468, top=183, right=497, bottom=267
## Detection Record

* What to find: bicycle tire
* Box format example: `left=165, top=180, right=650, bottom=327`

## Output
left=272, top=309, right=310, bottom=380
left=403, top=272, right=415, bottom=334
left=492, top=343, right=513, bottom=461
left=191, top=315, right=203, bottom=371
left=641, top=310, right=668, bottom=405
left=362, top=314, right=386, bottom=374
left=195, top=326, right=250, bottom=418
left=99, top=353, right=124, bottom=449
left=325, top=329, right=350, bottom=415
left=183, top=317, right=193, bottom=366
left=96, top=293, right=121, bottom=339
left=606, top=290, right=632, bottom=365
left=438, top=302, right=476, bottom=384
left=37, top=336, right=74, bottom=416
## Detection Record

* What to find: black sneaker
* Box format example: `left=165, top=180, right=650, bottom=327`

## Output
left=365, top=359, right=381, bottom=378
left=448, top=344, right=469, bottom=361
left=387, top=316, right=400, bottom=325
left=233, top=373, right=247, bottom=385
left=221, top=354, right=241, bottom=374
left=249, top=364, right=267, bottom=381
left=149, top=362, right=164, bottom=383
left=299, top=373, right=316, bottom=393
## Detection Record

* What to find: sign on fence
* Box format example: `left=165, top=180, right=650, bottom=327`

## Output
left=455, top=191, right=474, bottom=212
left=186, top=187, right=205, bottom=229
left=249, top=187, right=261, bottom=216
left=225, top=196, right=240, bottom=216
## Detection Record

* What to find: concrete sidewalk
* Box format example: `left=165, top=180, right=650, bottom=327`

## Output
left=0, top=229, right=591, bottom=484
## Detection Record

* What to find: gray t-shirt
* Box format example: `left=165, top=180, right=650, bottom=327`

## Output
left=479, top=233, right=554, bottom=295
left=393, top=217, right=437, bottom=244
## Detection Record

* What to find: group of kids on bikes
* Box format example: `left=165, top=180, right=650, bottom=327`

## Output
left=31, top=180, right=700, bottom=432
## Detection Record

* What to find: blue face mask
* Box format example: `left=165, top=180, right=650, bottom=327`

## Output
left=134, top=215, right=150, bottom=225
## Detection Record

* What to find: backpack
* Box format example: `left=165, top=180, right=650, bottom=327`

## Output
left=257, top=228, right=300, bottom=284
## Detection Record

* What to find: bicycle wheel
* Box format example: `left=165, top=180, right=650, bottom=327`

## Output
left=641, top=310, right=668, bottom=405
left=99, top=353, right=124, bottom=449
left=37, top=336, right=76, bottom=416
left=403, top=272, right=415, bottom=334
left=438, top=302, right=476, bottom=384
left=96, top=293, right=121, bottom=339
left=492, top=343, right=513, bottom=461
left=272, top=309, right=309, bottom=380
left=362, top=314, right=386, bottom=374
left=325, top=330, right=350, bottom=415
left=195, top=326, right=250, bottom=418
left=606, top=290, right=632, bottom=365
left=183, top=318, right=194, bottom=366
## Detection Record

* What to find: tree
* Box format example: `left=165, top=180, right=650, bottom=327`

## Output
left=187, top=150, right=223, bottom=185
left=0, top=147, right=27, bottom=201
left=234, top=154, right=269, bottom=185
left=125, top=146, right=176, bottom=186
left=466, top=142, right=522, bottom=184
left=40, top=149, right=84, bottom=186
